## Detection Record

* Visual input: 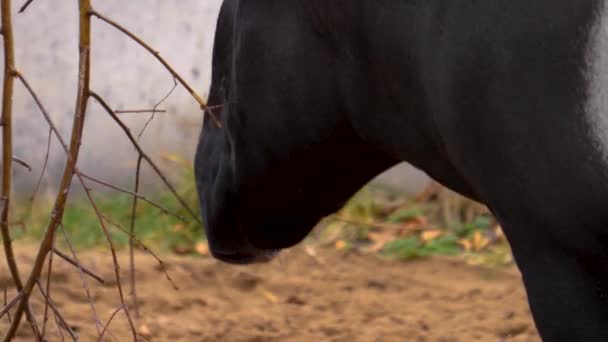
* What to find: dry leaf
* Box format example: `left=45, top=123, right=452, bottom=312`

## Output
left=335, top=240, right=348, bottom=251
left=262, top=290, right=279, bottom=304
left=304, top=245, right=317, bottom=257
left=494, top=225, right=505, bottom=240
left=420, top=230, right=442, bottom=243
left=172, top=244, right=192, bottom=255
left=139, top=324, right=152, bottom=337
left=195, top=242, right=210, bottom=256
left=472, top=231, right=490, bottom=251
left=458, top=239, right=472, bottom=252
left=411, top=216, right=429, bottom=226
left=171, top=223, right=184, bottom=232
left=365, top=232, right=395, bottom=253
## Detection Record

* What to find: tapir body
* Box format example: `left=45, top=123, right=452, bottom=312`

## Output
left=195, top=1, right=608, bottom=340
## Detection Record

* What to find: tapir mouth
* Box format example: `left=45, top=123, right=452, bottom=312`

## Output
left=211, top=250, right=280, bottom=265
left=210, top=246, right=280, bottom=265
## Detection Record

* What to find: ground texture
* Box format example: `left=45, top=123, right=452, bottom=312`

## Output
left=1, top=245, right=539, bottom=341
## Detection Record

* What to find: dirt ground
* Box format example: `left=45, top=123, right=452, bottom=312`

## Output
left=1, top=245, right=539, bottom=341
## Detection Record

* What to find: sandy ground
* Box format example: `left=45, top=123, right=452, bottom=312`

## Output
left=1, top=245, right=539, bottom=341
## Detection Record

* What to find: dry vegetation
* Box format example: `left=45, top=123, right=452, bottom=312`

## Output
left=1, top=1, right=218, bottom=340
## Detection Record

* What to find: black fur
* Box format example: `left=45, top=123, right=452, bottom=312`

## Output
left=195, top=1, right=608, bottom=340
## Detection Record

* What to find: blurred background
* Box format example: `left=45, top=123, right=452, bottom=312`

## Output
left=7, top=0, right=430, bottom=197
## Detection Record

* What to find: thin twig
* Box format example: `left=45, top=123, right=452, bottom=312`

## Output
left=36, top=281, right=78, bottom=341
left=18, top=0, right=34, bottom=13
left=77, top=176, right=139, bottom=341
left=102, top=214, right=178, bottom=290
left=59, top=224, right=104, bottom=337
left=116, top=109, right=167, bottom=114
left=15, top=74, right=69, bottom=154
left=90, top=91, right=201, bottom=224
left=41, top=234, right=56, bottom=337
left=89, top=9, right=221, bottom=127
left=79, top=172, right=186, bottom=221
left=21, top=127, right=52, bottom=224
left=138, top=76, right=177, bottom=139
left=129, top=155, right=143, bottom=318
left=52, top=248, right=105, bottom=284
left=0, top=290, right=21, bottom=321
left=2, top=287, right=10, bottom=322
left=12, top=156, right=31, bottom=171
left=97, top=305, right=125, bottom=342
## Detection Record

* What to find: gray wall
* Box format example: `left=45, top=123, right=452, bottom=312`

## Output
left=4, top=1, right=429, bottom=197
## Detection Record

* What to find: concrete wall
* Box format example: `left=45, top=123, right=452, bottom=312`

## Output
left=3, top=1, right=429, bottom=197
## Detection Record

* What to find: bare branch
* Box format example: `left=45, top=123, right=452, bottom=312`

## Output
left=59, top=224, right=104, bottom=336
left=89, top=9, right=222, bottom=127
left=3, top=0, right=92, bottom=337
left=129, top=155, right=143, bottom=318
left=138, top=76, right=177, bottom=139
left=41, top=235, right=56, bottom=337
left=20, top=127, right=52, bottom=224
left=52, top=248, right=105, bottom=284
left=90, top=91, right=201, bottom=224
left=97, top=305, right=125, bottom=342
left=116, top=109, right=167, bottom=114
left=1, top=3, right=42, bottom=338
left=18, top=0, right=34, bottom=13
left=15, top=74, right=70, bottom=155
left=12, top=156, right=31, bottom=171
left=36, top=282, right=78, bottom=341
left=0, top=290, right=21, bottom=321
left=79, top=172, right=186, bottom=221
left=102, top=214, right=179, bottom=291
left=76, top=175, right=139, bottom=340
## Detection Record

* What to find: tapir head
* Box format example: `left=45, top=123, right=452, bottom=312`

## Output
left=194, top=101, right=397, bottom=265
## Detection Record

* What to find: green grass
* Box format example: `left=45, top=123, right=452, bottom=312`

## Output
left=15, top=159, right=204, bottom=254
left=13, top=161, right=513, bottom=267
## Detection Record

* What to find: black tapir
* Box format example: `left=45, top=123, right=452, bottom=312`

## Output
left=195, top=1, right=608, bottom=340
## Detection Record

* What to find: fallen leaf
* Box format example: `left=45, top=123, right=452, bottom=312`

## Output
left=335, top=240, right=348, bottom=251
left=420, top=230, right=442, bottom=243
left=494, top=225, right=505, bottom=240
left=304, top=245, right=317, bottom=257
left=458, top=239, right=472, bottom=252
left=365, top=232, right=395, bottom=253
left=171, top=223, right=184, bottom=232
left=172, top=244, right=192, bottom=255
left=195, top=242, right=209, bottom=256
left=411, top=216, right=429, bottom=226
left=262, top=290, right=279, bottom=304
left=472, top=231, right=490, bottom=251
left=139, top=324, right=152, bottom=337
